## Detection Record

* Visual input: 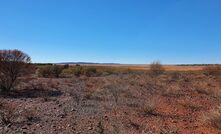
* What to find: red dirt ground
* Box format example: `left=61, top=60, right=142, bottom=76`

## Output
left=0, top=72, right=220, bottom=134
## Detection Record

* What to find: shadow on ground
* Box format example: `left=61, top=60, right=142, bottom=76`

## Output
left=0, top=89, right=63, bottom=98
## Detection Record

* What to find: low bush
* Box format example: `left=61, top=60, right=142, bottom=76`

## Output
left=0, top=101, right=17, bottom=126
left=203, top=65, right=221, bottom=76
left=84, top=67, right=97, bottom=77
left=74, top=66, right=84, bottom=77
left=38, top=65, right=52, bottom=78
left=61, top=65, right=98, bottom=77
left=38, top=65, right=64, bottom=78
left=150, top=61, right=165, bottom=76
left=141, top=99, right=158, bottom=116
left=203, top=105, right=221, bottom=130
left=63, top=64, right=69, bottom=69
left=59, top=65, right=137, bottom=77
left=50, top=65, right=63, bottom=78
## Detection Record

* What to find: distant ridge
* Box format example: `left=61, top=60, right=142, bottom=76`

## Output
left=176, top=64, right=220, bottom=66
left=57, top=62, right=120, bottom=65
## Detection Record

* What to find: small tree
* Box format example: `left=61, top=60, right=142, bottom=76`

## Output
left=150, top=61, right=165, bottom=76
left=0, top=50, right=33, bottom=92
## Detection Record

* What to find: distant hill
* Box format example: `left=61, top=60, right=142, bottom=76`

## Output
left=176, top=64, right=220, bottom=66
left=57, top=62, right=120, bottom=65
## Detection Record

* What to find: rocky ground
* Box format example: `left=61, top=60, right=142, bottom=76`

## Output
left=0, top=72, right=221, bottom=134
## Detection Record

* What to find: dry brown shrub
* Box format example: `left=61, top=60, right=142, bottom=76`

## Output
left=203, top=65, right=221, bottom=76
left=150, top=61, right=165, bottom=76
left=203, top=105, right=221, bottom=130
left=96, top=121, right=104, bottom=134
left=140, top=98, right=158, bottom=116
left=84, top=67, right=98, bottom=77
left=179, top=99, right=203, bottom=112
left=162, top=84, right=181, bottom=97
left=170, top=71, right=182, bottom=81
left=21, top=108, right=38, bottom=122
left=0, top=102, right=17, bottom=126
left=193, top=81, right=221, bottom=98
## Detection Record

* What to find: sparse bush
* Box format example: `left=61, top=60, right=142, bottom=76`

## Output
left=0, top=102, right=17, bottom=126
left=127, top=120, right=141, bottom=131
left=106, top=83, right=124, bottom=105
left=38, top=65, right=63, bottom=78
left=96, top=121, right=104, bottom=134
left=61, top=66, right=132, bottom=77
left=0, top=50, right=33, bottom=92
left=109, top=119, right=124, bottom=134
left=203, top=65, right=221, bottom=76
left=84, top=67, right=97, bottom=77
left=170, top=71, right=182, bottom=81
left=179, top=100, right=203, bottom=112
left=150, top=61, right=165, bottom=76
left=141, top=99, right=158, bottom=116
left=63, top=64, right=69, bottom=69
left=193, top=81, right=221, bottom=98
left=22, top=108, right=38, bottom=122
left=74, top=66, right=84, bottom=77
left=61, top=68, right=73, bottom=75
left=162, top=85, right=181, bottom=97
left=50, top=65, right=63, bottom=78
left=38, top=65, right=51, bottom=77
left=69, top=90, right=82, bottom=105
left=203, top=105, right=221, bottom=130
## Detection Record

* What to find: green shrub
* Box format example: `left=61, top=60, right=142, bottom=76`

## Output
left=74, top=66, right=84, bottom=77
left=38, top=65, right=51, bottom=78
left=50, top=65, right=63, bottom=78
left=38, top=65, right=64, bottom=78
left=59, top=66, right=99, bottom=77
left=84, top=67, right=97, bottom=77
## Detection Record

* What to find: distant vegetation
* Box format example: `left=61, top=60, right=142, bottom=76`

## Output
left=176, top=64, right=220, bottom=66
left=38, top=65, right=64, bottom=78
left=203, top=65, right=221, bottom=76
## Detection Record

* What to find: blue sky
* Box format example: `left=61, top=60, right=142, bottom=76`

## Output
left=0, top=0, right=220, bottom=64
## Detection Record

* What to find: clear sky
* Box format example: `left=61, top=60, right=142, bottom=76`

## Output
left=0, top=0, right=220, bottom=64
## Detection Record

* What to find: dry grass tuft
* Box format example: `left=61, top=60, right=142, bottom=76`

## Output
left=162, top=84, right=181, bottom=97
left=141, top=98, right=158, bottom=116
left=203, top=105, right=221, bottom=130
left=0, top=102, right=17, bottom=126
left=203, top=65, right=221, bottom=76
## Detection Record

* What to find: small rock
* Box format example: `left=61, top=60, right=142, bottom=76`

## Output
left=22, top=127, right=27, bottom=130
left=71, top=108, right=76, bottom=112
left=88, top=127, right=93, bottom=130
